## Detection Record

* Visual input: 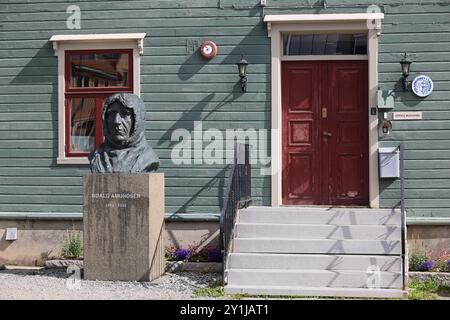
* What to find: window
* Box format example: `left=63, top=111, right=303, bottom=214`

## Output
left=64, top=49, right=133, bottom=157
left=283, top=33, right=367, bottom=56
left=50, top=33, right=145, bottom=164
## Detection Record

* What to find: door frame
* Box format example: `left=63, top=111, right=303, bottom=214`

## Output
left=265, top=13, right=384, bottom=208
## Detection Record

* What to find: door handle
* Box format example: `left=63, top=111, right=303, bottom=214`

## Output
left=322, top=131, right=332, bottom=137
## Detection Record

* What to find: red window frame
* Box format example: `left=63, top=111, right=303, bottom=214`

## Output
left=64, top=49, right=133, bottom=157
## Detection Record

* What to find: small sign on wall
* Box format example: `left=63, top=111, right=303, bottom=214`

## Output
left=412, top=75, right=433, bottom=98
left=393, top=112, right=422, bottom=120
left=5, top=228, right=17, bottom=241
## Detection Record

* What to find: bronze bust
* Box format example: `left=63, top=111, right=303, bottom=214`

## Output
left=89, top=93, right=159, bottom=173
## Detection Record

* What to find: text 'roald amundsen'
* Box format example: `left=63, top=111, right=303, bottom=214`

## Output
left=91, top=193, right=141, bottom=199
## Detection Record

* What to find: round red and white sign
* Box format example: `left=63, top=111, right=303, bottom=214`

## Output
left=200, top=41, right=218, bottom=59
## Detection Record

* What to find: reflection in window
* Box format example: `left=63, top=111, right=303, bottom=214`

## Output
left=70, top=98, right=95, bottom=153
left=70, top=53, right=129, bottom=88
left=283, top=34, right=367, bottom=55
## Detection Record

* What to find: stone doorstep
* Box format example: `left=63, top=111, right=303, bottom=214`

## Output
left=44, top=260, right=222, bottom=273
left=409, top=271, right=450, bottom=286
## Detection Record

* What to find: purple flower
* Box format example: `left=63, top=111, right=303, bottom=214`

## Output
left=207, top=249, right=222, bottom=262
left=419, top=260, right=436, bottom=271
left=175, top=249, right=191, bottom=261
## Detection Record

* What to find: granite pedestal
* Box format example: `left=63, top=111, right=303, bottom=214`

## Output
left=83, top=173, right=165, bottom=281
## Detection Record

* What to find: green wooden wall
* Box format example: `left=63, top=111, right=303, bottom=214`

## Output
left=0, top=0, right=449, bottom=219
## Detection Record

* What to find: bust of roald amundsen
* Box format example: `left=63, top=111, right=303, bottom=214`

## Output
left=89, top=93, right=159, bottom=173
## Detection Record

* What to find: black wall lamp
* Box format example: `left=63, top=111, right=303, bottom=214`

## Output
left=237, top=56, right=248, bottom=92
left=400, top=53, right=412, bottom=91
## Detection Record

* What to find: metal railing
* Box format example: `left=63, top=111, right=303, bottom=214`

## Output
left=398, top=143, right=407, bottom=291
left=220, top=143, right=252, bottom=285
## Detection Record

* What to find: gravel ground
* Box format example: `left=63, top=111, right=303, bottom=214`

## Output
left=0, top=268, right=221, bottom=300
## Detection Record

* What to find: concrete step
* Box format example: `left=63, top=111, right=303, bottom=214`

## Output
left=233, top=238, right=401, bottom=255
left=226, top=269, right=403, bottom=289
left=245, top=206, right=399, bottom=213
left=235, top=223, right=401, bottom=240
left=225, top=285, right=406, bottom=298
left=239, top=207, right=401, bottom=226
left=228, top=253, right=402, bottom=271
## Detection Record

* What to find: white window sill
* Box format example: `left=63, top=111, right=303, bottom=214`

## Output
left=57, top=157, right=90, bottom=165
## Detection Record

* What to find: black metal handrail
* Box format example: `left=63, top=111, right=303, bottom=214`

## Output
left=220, top=143, right=252, bottom=285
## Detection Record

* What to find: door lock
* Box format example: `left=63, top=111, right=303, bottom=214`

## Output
left=322, top=107, right=327, bottom=119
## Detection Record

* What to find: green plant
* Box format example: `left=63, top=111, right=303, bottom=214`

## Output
left=164, top=243, right=222, bottom=262
left=193, top=280, right=224, bottom=298
left=407, top=278, right=450, bottom=300
left=188, top=251, right=208, bottom=262
left=429, top=250, right=450, bottom=272
left=409, top=249, right=450, bottom=272
left=409, top=252, right=428, bottom=271
left=165, top=245, right=177, bottom=261
left=61, top=231, right=83, bottom=259
left=165, top=245, right=195, bottom=261
left=435, top=260, right=450, bottom=273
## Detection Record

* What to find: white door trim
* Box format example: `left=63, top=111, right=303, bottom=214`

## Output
left=265, top=14, right=383, bottom=208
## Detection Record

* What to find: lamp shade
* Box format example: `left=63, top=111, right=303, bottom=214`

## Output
left=237, top=57, right=248, bottom=77
left=400, top=53, right=412, bottom=76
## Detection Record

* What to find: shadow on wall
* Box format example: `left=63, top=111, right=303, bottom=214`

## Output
left=179, top=167, right=227, bottom=214
left=165, top=221, right=221, bottom=252
left=163, top=20, right=270, bottom=214
left=10, top=42, right=59, bottom=164
left=391, top=80, right=421, bottom=108
left=408, top=225, right=450, bottom=254
left=0, top=220, right=82, bottom=266
left=0, top=230, right=14, bottom=254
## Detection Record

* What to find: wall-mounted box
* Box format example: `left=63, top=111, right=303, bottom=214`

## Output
left=377, top=90, right=394, bottom=109
left=379, top=147, right=400, bottom=178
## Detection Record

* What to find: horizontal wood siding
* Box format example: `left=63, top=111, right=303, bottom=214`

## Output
left=377, top=2, right=450, bottom=219
left=1, top=0, right=450, bottom=219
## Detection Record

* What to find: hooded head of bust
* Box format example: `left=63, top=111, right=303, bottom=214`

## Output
left=103, top=93, right=146, bottom=149
left=89, top=93, right=159, bottom=173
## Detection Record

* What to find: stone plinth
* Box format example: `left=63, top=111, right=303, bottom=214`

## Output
left=83, top=173, right=165, bottom=281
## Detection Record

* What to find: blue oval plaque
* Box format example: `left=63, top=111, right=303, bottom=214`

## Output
left=412, top=75, right=433, bottom=97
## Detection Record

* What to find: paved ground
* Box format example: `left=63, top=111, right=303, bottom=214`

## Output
left=2, top=267, right=448, bottom=300
left=0, top=267, right=221, bottom=300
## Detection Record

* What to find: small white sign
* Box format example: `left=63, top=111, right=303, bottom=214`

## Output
left=412, top=75, right=433, bottom=97
left=393, top=112, right=422, bottom=120
left=5, top=228, right=17, bottom=241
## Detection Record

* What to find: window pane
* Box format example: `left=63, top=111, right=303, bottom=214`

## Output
left=70, top=97, right=96, bottom=153
left=283, top=34, right=367, bottom=55
left=70, top=52, right=129, bottom=88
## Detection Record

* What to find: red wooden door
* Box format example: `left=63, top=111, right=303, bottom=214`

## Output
left=282, top=61, right=369, bottom=206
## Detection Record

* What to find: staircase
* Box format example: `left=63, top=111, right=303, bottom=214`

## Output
left=224, top=206, right=406, bottom=298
